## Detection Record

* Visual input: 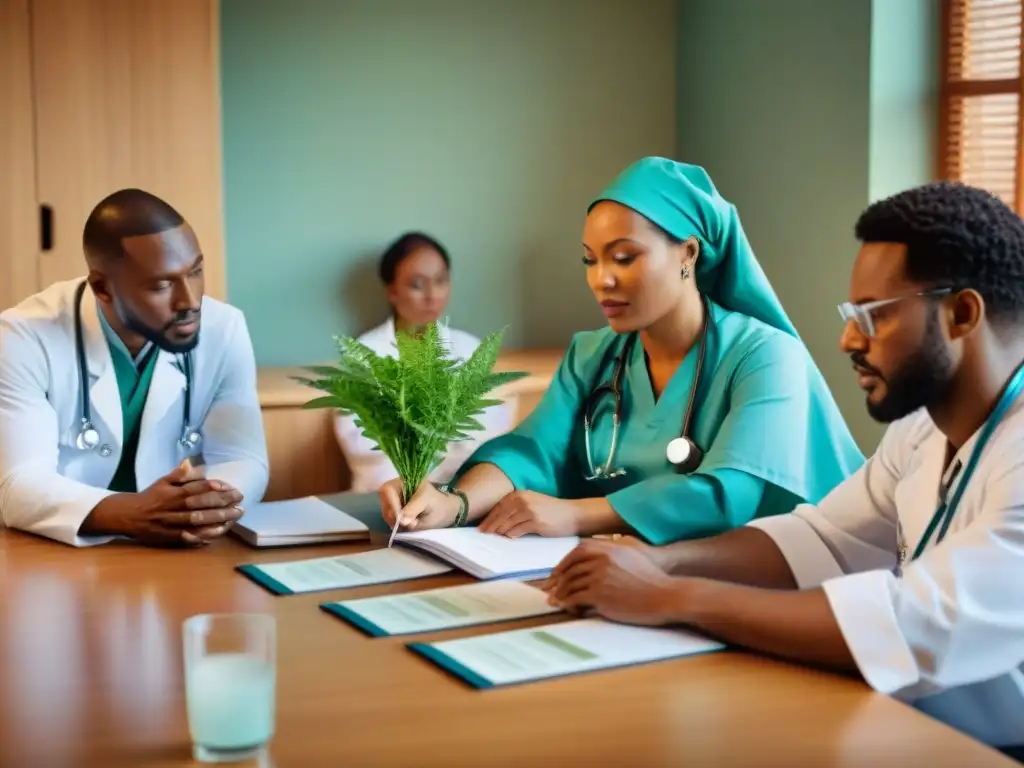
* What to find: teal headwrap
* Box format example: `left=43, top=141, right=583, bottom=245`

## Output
left=589, top=156, right=797, bottom=338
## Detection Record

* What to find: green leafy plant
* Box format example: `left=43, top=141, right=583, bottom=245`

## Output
left=294, top=322, right=528, bottom=501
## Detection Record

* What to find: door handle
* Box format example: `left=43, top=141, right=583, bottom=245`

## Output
left=40, top=204, right=53, bottom=251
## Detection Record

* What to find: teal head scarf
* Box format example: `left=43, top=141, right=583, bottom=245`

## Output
left=589, top=156, right=797, bottom=339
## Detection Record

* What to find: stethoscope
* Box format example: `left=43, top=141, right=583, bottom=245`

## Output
left=582, top=293, right=712, bottom=481
left=73, top=280, right=203, bottom=454
left=895, top=357, right=1024, bottom=576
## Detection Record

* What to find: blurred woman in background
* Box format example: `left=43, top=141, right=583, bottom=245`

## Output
left=334, top=231, right=517, bottom=492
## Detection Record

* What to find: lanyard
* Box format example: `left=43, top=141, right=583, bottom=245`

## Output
left=911, top=362, right=1024, bottom=561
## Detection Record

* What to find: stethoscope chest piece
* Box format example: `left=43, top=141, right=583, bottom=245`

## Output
left=581, top=293, right=714, bottom=482
left=181, top=428, right=203, bottom=452
left=666, top=436, right=703, bottom=474
left=76, top=420, right=100, bottom=451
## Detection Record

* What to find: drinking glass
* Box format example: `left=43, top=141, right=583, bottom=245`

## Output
left=182, top=613, right=276, bottom=763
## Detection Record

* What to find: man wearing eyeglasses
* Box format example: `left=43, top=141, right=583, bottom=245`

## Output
left=542, top=180, right=1024, bottom=758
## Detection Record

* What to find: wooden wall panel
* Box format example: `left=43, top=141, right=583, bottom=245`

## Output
left=0, top=0, right=40, bottom=312
left=30, top=0, right=226, bottom=299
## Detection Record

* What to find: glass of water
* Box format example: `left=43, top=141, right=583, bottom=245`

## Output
left=182, top=613, right=276, bottom=763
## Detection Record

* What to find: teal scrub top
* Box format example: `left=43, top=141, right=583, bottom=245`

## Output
left=98, top=309, right=158, bottom=493
left=459, top=299, right=864, bottom=545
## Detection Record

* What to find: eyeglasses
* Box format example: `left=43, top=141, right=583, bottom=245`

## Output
left=837, top=287, right=953, bottom=337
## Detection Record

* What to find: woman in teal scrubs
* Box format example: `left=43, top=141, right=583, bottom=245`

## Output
left=380, top=157, right=864, bottom=545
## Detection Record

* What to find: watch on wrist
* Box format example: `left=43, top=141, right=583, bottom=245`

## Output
left=433, top=482, right=469, bottom=527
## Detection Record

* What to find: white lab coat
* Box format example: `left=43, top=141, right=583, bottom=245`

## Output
left=333, top=316, right=518, bottom=493
left=0, top=278, right=269, bottom=547
left=748, top=398, right=1024, bottom=748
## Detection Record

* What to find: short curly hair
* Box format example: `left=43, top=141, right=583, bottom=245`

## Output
left=854, top=180, right=1024, bottom=322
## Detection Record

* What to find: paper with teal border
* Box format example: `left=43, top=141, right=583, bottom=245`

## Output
left=405, top=619, right=727, bottom=689
left=319, top=581, right=559, bottom=637
left=408, top=640, right=726, bottom=690
left=236, top=564, right=294, bottom=596
left=233, top=547, right=454, bottom=596
left=408, top=643, right=495, bottom=689
left=320, top=603, right=388, bottom=637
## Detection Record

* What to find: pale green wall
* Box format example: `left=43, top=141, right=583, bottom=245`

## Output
left=675, top=0, right=877, bottom=449
left=674, top=0, right=940, bottom=453
left=222, top=0, right=939, bottom=451
left=869, top=0, right=940, bottom=202
left=221, top=0, right=677, bottom=366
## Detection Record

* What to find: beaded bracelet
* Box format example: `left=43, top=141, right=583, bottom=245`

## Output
left=434, top=483, right=469, bottom=527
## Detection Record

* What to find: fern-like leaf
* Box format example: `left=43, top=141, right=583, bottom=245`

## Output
left=300, top=323, right=527, bottom=499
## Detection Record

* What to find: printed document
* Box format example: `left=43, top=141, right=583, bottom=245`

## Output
left=409, top=618, right=725, bottom=687
left=237, top=548, right=453, bottom=595
left=323, top=581, right=559, bottom=636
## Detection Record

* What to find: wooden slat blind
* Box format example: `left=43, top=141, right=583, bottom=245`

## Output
left=940, top=0, right=1024, bottom=210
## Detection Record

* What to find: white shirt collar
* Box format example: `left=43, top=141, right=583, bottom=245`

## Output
left=384, top=315, right=453, bottom=345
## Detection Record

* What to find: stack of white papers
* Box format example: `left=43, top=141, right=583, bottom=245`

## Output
left=231, top=496, right=370, bottom=547
left=394, top=528, right=579, bottom=580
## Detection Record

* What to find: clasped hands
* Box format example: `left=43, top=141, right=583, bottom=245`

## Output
left=86, top=464, right=244, bottom=546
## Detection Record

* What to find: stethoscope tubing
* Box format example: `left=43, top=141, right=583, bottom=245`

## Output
left=72, top=279, right=200, bottom=452
left=582, top=293, right=712, bottom=479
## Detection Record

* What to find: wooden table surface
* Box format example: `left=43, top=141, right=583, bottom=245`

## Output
left=0, top=494, right=1015, bottom=768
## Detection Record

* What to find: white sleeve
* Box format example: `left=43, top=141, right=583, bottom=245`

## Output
left=821, top=452, right=1024, bottom=702
left=747, top=420, right=905, bottom=585
left=0, top=314, right=116, bottom=547
left=332, top=410, right=399, bottom=492
left=198, top=311, right=270, bottom=504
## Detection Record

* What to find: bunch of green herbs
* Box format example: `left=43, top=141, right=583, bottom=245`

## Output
left=295, top=323, right=527, bottom=501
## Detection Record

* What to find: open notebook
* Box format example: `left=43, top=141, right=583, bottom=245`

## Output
left=393, top=528, right=579, bottom=580
left=231, top=497, right=370, bottom=547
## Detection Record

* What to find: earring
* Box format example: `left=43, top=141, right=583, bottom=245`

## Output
left=680, top=264, right=691, bottom=280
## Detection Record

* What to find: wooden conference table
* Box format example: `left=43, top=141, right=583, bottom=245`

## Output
left=0, top=494, right=1015, bottom=767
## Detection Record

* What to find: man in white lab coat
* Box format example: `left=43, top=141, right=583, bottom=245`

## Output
left=0, top=188, right=268, bottom=547
left=543, top=180, right=1024, bottom=758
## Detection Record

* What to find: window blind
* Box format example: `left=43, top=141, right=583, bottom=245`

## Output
left=941, top=0, right=1024, bottom=210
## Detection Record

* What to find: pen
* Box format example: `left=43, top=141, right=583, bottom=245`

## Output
left=387, top=488, right=408, bottom=548
left=387, top=513, right=401, bottom=548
